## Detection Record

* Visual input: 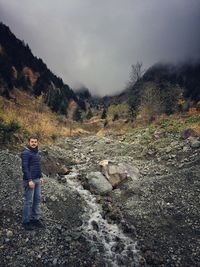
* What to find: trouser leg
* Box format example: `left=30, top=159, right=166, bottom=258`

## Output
left=32, top=179, right=41, bottom=220
left=22, top=180, right=34, bottom=223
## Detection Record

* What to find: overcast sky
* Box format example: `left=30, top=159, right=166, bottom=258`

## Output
left=0, top=0, right=200, bottom=96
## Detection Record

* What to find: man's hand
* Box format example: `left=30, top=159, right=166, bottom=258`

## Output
left=28, top=180, right=35, bottom=189
left=39, top=177, right=44, bottom=185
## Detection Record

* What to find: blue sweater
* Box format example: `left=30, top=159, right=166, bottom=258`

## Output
left=21, top=146, right=42, bottom=181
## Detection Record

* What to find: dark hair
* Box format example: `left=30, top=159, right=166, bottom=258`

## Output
left=28, top=136, right=38, bottom=141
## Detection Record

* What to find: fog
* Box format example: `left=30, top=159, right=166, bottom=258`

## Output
left=0, top=0, right=199, bottom=95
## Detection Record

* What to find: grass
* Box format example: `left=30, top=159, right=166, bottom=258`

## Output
left=97, top=109, right=200, bottom=146
left=0, top=90, right=88, bottom=146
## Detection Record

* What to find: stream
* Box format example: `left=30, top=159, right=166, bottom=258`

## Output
left=65, top=173, right=140, bottom=267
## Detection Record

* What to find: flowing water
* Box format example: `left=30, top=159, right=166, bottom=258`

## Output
left=65, top=174, right=139, bottom=267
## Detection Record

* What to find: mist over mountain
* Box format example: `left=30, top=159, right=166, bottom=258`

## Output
left=0, top=0, right=200, bottom=96
left=108, top=60, right=200, bottom=107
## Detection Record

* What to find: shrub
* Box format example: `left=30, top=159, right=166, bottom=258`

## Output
left=101, top=108, right=107, bottom=119
left=196, top=101, right=200, bottom=111
left=108, top=103, right=129, bottom=119
left=0, top=120, right=21, bottom=144
left=186, top=115, right=200, bottom=123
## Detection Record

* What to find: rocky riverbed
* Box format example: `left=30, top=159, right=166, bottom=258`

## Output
left=0, top=129, right=200, bottom=267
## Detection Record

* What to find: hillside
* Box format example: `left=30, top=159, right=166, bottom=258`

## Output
left=102, top=61, right=200, bottom=124
left=0, top=21, right=200, bottom=146
left=0, top=22, right=78, bottom=114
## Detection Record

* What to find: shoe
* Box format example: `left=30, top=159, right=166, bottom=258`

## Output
left=30, top=219, right=45, bottom=228
left=22, top=222, right=34, bottom=231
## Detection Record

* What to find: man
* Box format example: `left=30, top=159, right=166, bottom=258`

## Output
left=21, top=136, right=45, bottom=230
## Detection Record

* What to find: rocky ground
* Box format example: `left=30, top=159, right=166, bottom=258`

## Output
left=0, top=128, right=200, bottom=267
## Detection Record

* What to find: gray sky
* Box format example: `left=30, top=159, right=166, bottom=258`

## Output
left=0, top=0, right=200, bottom=96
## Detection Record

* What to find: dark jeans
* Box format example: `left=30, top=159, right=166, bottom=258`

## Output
left=22, top=178, right=41, bottom=223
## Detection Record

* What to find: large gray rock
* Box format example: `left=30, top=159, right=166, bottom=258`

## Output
left=99, top=160, right=139, bottom=187
left=86, top=171, right=113, bottom=194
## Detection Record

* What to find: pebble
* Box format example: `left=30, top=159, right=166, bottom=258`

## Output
left=53, top=258, right=58, bottom=265
left=191, top=141, right=200, bottom=149
left=6, top=230, right=13, bottom=238
left=49, top=195, right=57, bottom=202
left=182, top=146, right=189, bottom=152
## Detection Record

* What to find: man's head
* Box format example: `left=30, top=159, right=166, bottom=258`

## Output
left=28, top=136, right=38, bottom=149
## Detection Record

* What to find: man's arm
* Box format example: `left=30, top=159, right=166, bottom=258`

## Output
left=21, top=150, right=32, bottom=181
left=22, top=150, right=35, bottom=188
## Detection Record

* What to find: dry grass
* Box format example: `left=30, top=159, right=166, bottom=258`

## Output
left=0, top=90, right=88, bottom=144
left=1, top=89, right=199, bottom=145
left=96, top=109, right=200, bottom=137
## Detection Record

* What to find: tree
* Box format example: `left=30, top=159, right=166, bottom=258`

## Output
left=108, top=103, right=129, bottom=120
left=101, top=108, right=107, bottom=119
left=160, top=83, right=183, bottom=115
left=129, top=62, right=145, bottom=87
left=58, top=100, right=68, bottom=115
left=126, top=62, right=145, bottom=120
left=73, top=107, right=82, bottom=122
left=138, top=82, right=164, bottom=122
left=86, top=108, right=93, bottom=120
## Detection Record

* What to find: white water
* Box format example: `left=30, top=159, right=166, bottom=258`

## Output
left=65, top=174, right=139, bottom=267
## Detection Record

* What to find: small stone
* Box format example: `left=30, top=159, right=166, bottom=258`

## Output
left=6, top=230, right=13, bottom=238
left=53, top=258, right=58, bottom=265
left=166, top=147, right=172, bottom=153
left=29, top=250, right=35, bottom=256
left=58, top=165, right=70, bottom=175
left=49, top=195, right=57, bottom=202
left=182, top=146, right=189, bottom=152
left=171, top=141, right=179, bottom=147
left=61, top=177, right=67, bottom=183
left=190, top=140, right=200, bottom=149
left=178, top=163, right=184, bottom=168
left=91, top=220, right=99, bottom=232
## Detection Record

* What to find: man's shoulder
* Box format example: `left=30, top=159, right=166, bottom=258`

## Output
left=21, top=147, right=31, bottom=156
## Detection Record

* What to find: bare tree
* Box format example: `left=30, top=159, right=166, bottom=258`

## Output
left=129, top=62, right=145, bottom=86
left=127, top=62, right=145, bottom=120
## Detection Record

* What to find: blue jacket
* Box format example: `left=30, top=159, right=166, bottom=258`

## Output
left=21, top=146, right=42, bottom=181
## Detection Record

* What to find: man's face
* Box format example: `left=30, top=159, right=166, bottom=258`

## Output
left=29, top=138, right=38, bottom=148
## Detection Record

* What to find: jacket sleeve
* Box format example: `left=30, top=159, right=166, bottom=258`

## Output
left=21, top=150, right=32, bottom=181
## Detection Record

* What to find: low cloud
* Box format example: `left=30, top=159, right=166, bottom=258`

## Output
left=0, top=0, right=199, bottom=95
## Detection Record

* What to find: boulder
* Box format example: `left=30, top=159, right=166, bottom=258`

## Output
left=86, top=172, right=112, bottom=195
left=181, top=128, right=198, bottom=139
left=153, top=130, right=166, bottom=139
left=99, top=160, right=139, bottom=187
left=189, top=138, right=200, bottom=149
left=58, top=165, right=70, bottom=175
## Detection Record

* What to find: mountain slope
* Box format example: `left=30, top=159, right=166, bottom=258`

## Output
left=109, top=61, right=200, bottom=106
left=0, top=22, right=77, bottom=114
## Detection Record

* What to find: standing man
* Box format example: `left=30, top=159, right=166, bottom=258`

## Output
left=21, top=136, right=45, bottom=230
